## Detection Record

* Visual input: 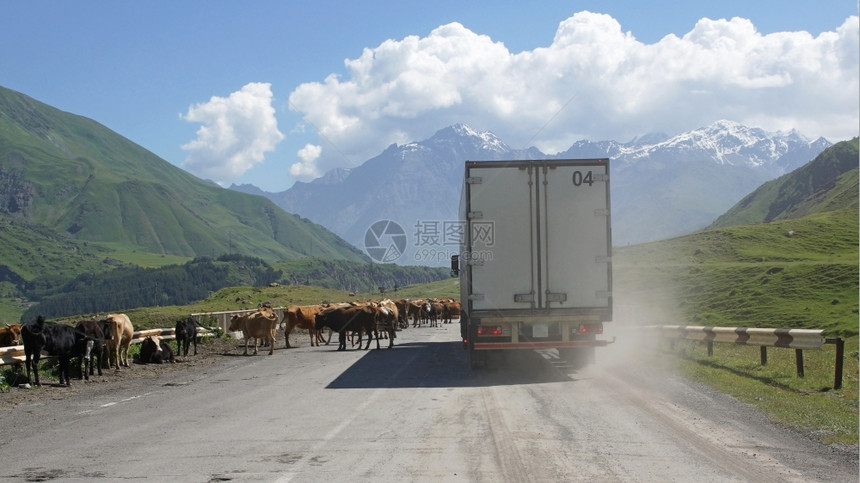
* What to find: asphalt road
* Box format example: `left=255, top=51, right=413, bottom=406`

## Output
left=0, top=323, right=856, bottom=482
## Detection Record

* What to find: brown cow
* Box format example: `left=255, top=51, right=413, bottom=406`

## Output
left=442, top=300, right=461, bottom=324
left=407, top=299, right=425, bottom=327
left=284, top=304, right=329, bottom=348
left=372, top=301, right=397, bottom=349
left=0, top=323, right=22, bottom=347
left=229, top=306, right=279, bottom=355
left=100, top=313, right=134, bottom=370
left=74, top=319, right=105, bottom=379
left=394, top=299, right=410, bottom=329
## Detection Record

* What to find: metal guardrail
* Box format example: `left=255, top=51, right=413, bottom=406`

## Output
left=0, top=327, right=216, bottom=366
left=190, top=307, right=285, bottom=333
left=641, top=325, right=844, bottom=390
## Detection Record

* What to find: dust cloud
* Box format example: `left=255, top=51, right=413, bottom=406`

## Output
left=588, top=287, right=684, bottom=375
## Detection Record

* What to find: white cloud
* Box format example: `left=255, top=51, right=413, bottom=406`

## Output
left=288, top=11, right=859, bottom=172
left=181, top=82, right=284, bottom=184
left=290, top=143, right=323, bottom=179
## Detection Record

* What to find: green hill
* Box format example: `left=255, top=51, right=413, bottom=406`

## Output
left=13, top=255, right=448, bottom=323
left=618, top=139, right=859, bottom=336
left=0, top=86, right=366, bottom=266
left=615, top=207, right=858, bottom=336
left=710, top=138, right=858, bottom=228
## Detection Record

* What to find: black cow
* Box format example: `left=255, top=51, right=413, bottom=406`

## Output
left=74, top=319, right=105, bottom=379
left=315, top=305, right=377, bottom=351
left=21, top=316, right=91, bottom=386
left=138, top=335, right=175, bottom=364
left=174, top=316, right=198, bottom=356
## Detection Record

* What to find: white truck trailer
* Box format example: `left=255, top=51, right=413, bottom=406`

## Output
left=452, top=159, right=613, bottom=369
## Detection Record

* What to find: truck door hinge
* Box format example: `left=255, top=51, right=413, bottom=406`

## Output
left=593, top=174, right=609, bottom=182
left=467, top=211, right=483, bottom=219
left=466, top=177, right=482, bottom=184
left=514, top=293, right=535, bottom=303
left=469, top=294, right=485, bottom=301
left=595, top=255, right=611, bottom=263
left=594, top=209, right=610, bottom=216
left=545, top=292, right=567, bottom=303
left=468, top=259, right=485, bottom=266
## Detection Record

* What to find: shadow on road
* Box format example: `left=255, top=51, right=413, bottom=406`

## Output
left=325, top=340, right=575, bottom=389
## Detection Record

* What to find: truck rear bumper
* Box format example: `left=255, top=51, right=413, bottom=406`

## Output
left=471, top=337, right=615, bottom=350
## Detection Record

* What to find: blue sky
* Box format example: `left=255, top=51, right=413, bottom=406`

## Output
left=2, top=1, right=858, bottom=192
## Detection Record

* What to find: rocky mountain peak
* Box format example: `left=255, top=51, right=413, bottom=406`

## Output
left=424, top=123, right=510, bottom=154
left=250, top=120, right=834, bottom=260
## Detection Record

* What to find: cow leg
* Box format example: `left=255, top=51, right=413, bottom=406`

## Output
left=337, top=331, right=346, bottom=351
left=95, top=346, right=103, bottom=376
left=25, top=352, right=38, bottom=386
left=268, top=335, right=275, bottom=355
left=82, top=339, right=94, bottom=380
left=34, top=353, right=41, bottom=386
left=113, top=344, right=121, bottom=371
left=284, top=325, right=293, bottom=348
left=59, top=355, right=71, bottom=386
left=120, top=343, right=129, bottom=368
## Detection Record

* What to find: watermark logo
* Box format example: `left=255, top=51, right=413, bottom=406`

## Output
left=471, top=221, right=495, bottom=247
left=364, top=218, right=496, bottom=264
left=364, top=220, right=407, bottom=262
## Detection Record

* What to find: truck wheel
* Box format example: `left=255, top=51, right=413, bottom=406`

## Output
left=560, top=347, right=594, bottom=370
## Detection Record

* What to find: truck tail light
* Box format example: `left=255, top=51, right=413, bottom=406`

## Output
left=477, top=325, right=503, bottom=336
left=577, top=323, right=603, bottom=334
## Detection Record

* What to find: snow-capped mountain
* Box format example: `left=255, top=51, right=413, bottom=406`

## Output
left=239, top=120, right=832, bottom=264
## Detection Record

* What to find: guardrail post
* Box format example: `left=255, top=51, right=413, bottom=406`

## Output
left=827, top=338, right=844, bottom=390
left=795, top=349, right=804, bottom=378
left=760, top=346, right=767, bottom=366
left=707, top=341, right=713, bottom=356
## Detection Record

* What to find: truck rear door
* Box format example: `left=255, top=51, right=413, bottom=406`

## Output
left=540, top=162, right=611, bottom=310
left=465, top=164, right=536, bottom=311
left=465, top=160, right=611, bottom=313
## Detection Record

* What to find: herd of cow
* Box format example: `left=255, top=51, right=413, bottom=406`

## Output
left=283, top=297, right=461, bottom=351
left=0, top=314, right=199, bottom=387
left=0, top=297, right=460, bottom=388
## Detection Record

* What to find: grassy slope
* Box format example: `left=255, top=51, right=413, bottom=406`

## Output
left=710, top=138, right=858, bottom=228
left=616, top=208, right=858, bottom=334
left=614, top=208, right=858, bottom=445
left=0, top=86, right=366, bottom=263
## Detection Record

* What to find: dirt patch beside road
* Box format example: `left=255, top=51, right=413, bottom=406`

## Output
left=0, top=334, right=272, bottom=409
